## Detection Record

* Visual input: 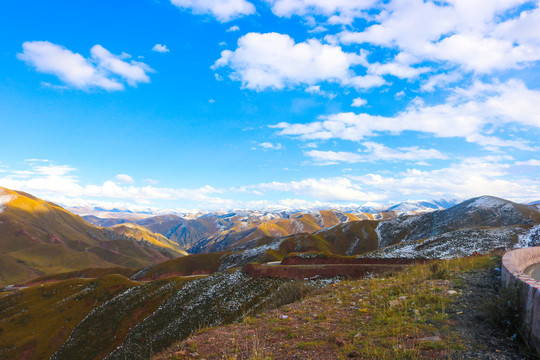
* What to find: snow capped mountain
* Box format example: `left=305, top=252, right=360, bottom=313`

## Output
left=386, top=198, right=461, bottom=214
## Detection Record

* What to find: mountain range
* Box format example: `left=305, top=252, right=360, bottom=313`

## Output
left=1, top=186, right=540, bottom=359
left=2, top=185, right=539, bottom=286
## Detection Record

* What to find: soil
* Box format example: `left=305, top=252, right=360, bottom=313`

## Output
left=447, top=268, right=538, bottom=360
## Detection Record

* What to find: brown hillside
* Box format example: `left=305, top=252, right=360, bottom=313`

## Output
left=0, top=187, right=184, bottom=285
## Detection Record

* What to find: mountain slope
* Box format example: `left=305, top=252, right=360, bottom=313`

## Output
left=376, top=195, right=540, bottom=248
left=108, top=223, right=187, bottom=256
left=0, top=187, right=185, bottom=285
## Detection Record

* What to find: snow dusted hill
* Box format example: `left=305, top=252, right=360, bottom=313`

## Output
left=364, top=196, right=540, bottom=259
left=376, top=196, right=540, bottom=248
left=229, top=195, right=540, bottom=261
left=529, top=200, right=540, bottom=211
left=366, top=226, right=534, bottom=259
left=387, top=199, right=460, bottom=214
left=80, top=195, right=539, bottom=260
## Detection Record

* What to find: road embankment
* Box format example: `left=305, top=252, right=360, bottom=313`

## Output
left=502, top=247, right=540, bottom=352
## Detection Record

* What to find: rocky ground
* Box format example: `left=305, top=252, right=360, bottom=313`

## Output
left=153, top=256, right=539, bottom=360
left=448, top=268, right=537, bottom=359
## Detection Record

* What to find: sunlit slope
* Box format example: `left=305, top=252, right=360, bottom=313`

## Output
left=87, top=209, right=370, bottom=254
left=0, top=187, right=184, bottom=285
left=187, top=210, right=369, bottom=253
left=0, top=274, right=140, bottom=360
left=109, top=223, right=187, bottom=256
left=270, top=220, right=381, bottom=258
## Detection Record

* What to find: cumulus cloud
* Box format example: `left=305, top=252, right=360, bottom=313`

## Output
left=335, top=0, right=540, bottom=73
left=351, top=97, right=367, bottom=107
left=171, top=0, right=255, bottom=22
left=273, top=79, right=540, bottom=150
left=265, top=0, right=377, bottom=23
left=18, top=41, right=152, bottom=91
left=0, top=162, right=228, bottom=206
left=213, top=32, right=386, bottom=90
left=239, top=155, right=540, bottom=203
left=152, top=44, right=170, bottom=53
left=367, top=52, right=430, bottom=79
left=349, top=156, right=540, bottom=202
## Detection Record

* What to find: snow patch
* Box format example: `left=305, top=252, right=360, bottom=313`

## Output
left=0, top=192, right=16, bottom=213
left=467, top=196, right=509, bottom=210
left=516, top=225, right=540, bottom=248
left=368, top=226, right=526, bottom=260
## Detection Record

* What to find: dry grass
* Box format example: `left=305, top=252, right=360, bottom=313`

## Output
left=154, top=255, right=500, bottom=360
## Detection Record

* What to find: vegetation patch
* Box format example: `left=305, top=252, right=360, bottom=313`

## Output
left=154, top=255, right=532, bottom=360
left=0, top=274, right=139, bottom=360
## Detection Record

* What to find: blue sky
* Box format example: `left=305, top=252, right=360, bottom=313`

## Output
left=1, top=0, right=540, bottom=212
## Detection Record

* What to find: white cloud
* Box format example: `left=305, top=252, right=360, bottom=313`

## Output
left=152, top=44, right=170, bottom=53
left=241, top=155, right=540, bottom=204
left=115, top=174, right=134, bottom=184
left=18, top=41, right=123, bottom=90
left=351, top=97, right=367, bottom=107
left=265, top=0, right=377, bottom=22
left=90, top=45, right=151, bottom=86
left=18, top=41, right=152, bottom=91
left=421, top=72, right=462, bottom=92
left=213, top=32, right=386, bottom=90
left=305, top=150, right=363, bottom=164
left=306, top=85, right=336, bottom=98
left=516, top=159, right=540, bottom=166
left=0, top=163, right=229, bottom=206
left=273, top=79, right=540, bottom=150
left=171, top=0, right=255, bottom=22
left=349, top=155, right=540, bottom=202
left=335, top=0, right=540, bottom=73
left=253, top=177, right=385, bottom=202
left=227, top=25, right=240, bottom=32
left=259, top=142, right=283, bottom=150
left=24, top=159, right=52, bottom=163
left=367, top=52, right=430, bottom=79
left=306, top=142, right=447, bottom=164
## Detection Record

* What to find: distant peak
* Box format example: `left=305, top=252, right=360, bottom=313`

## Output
left=464, top=195, right=514, bottom=210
